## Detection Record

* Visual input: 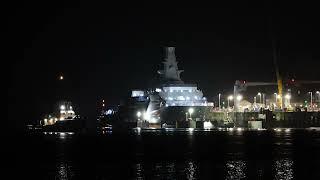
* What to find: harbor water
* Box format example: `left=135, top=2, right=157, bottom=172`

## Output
left=14, top=128, right=320, bottom=179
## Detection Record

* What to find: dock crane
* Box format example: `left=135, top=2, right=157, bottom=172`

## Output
left=288, top=79, right=320, bottom=86
left=272, top=37, right=283, bottom=109
left=233, top=79, right=320, bottom=111
left=233, top=19, right=284, bottom=111
left=233, top=16, right=320, bottom=111
left=232, top=17, right=284, bottom=112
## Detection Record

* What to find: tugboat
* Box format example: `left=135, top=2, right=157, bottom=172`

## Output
left=40, top=101, right=86, bottom=133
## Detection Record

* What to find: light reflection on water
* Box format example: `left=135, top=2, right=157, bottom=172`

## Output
left=273, top=158, right=294, bottom=180
left=53, top=133, right=76, bottom=180
left=54, top=149, right=75, bottom=180
left=134, top=163, right=145, bottom=179
left=25, top=129, right=320, bottom=179
left=131, top=158, right=295, bottom=180
left=151, top=162, right=177, bottom=179
left=133, top=159, right=198, bottom=179
left=225, top=160, right=247, bottom=180
left=185, top=160, right=197, bottom=180
left=55, top=160, right=74, bottom=180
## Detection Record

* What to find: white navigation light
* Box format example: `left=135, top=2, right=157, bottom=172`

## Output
left=228, top=95, right=234, bottom=100
left=188, top=108, right=194, bottom=114
left=143, top=112, right=150, bottom=120
left=60, top=105, right=65, bottom=110
left=136, top=111, right=141, bottom=118
left=236, top=95, right=243, bottom=101
left=106, top=109, right=113, bottom=115
left=285, top=94, right=291, bottom=99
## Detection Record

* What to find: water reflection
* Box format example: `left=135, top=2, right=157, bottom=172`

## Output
left=54, top=135, right=75, bottom=180
left=273, top=158, right=294, bottom=180
left=56, top=161, right=71, bottom=180
left=152, top=162, right=177, bottom=179
left=133, top=160, right=198, bottom=179
left=23, top=129, right=319, bottom=179
left=59, top=132, right=67, bottom=139
left=185, top=160, right=197, bottom=180
left=53, top=154, right=75, bottom=180
left=134, top=163, right=145, bottom=179
left=225, top=160, right=247, bottom=179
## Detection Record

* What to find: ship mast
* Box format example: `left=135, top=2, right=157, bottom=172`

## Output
left=157, top=47, right=184, bottom=83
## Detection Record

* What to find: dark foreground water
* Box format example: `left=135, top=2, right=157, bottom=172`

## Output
left=15, top=129, right=320, bottom=179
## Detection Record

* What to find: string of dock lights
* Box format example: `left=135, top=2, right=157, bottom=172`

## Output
left=273, top=128, right=291, bottom=133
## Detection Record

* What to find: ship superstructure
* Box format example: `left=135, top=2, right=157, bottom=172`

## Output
left=156, top=47, right=208, bottom=107
left=43, top=101, right=77, bottom=126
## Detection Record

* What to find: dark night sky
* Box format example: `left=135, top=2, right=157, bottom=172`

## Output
left=8, top=1, right=320, bottom=129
